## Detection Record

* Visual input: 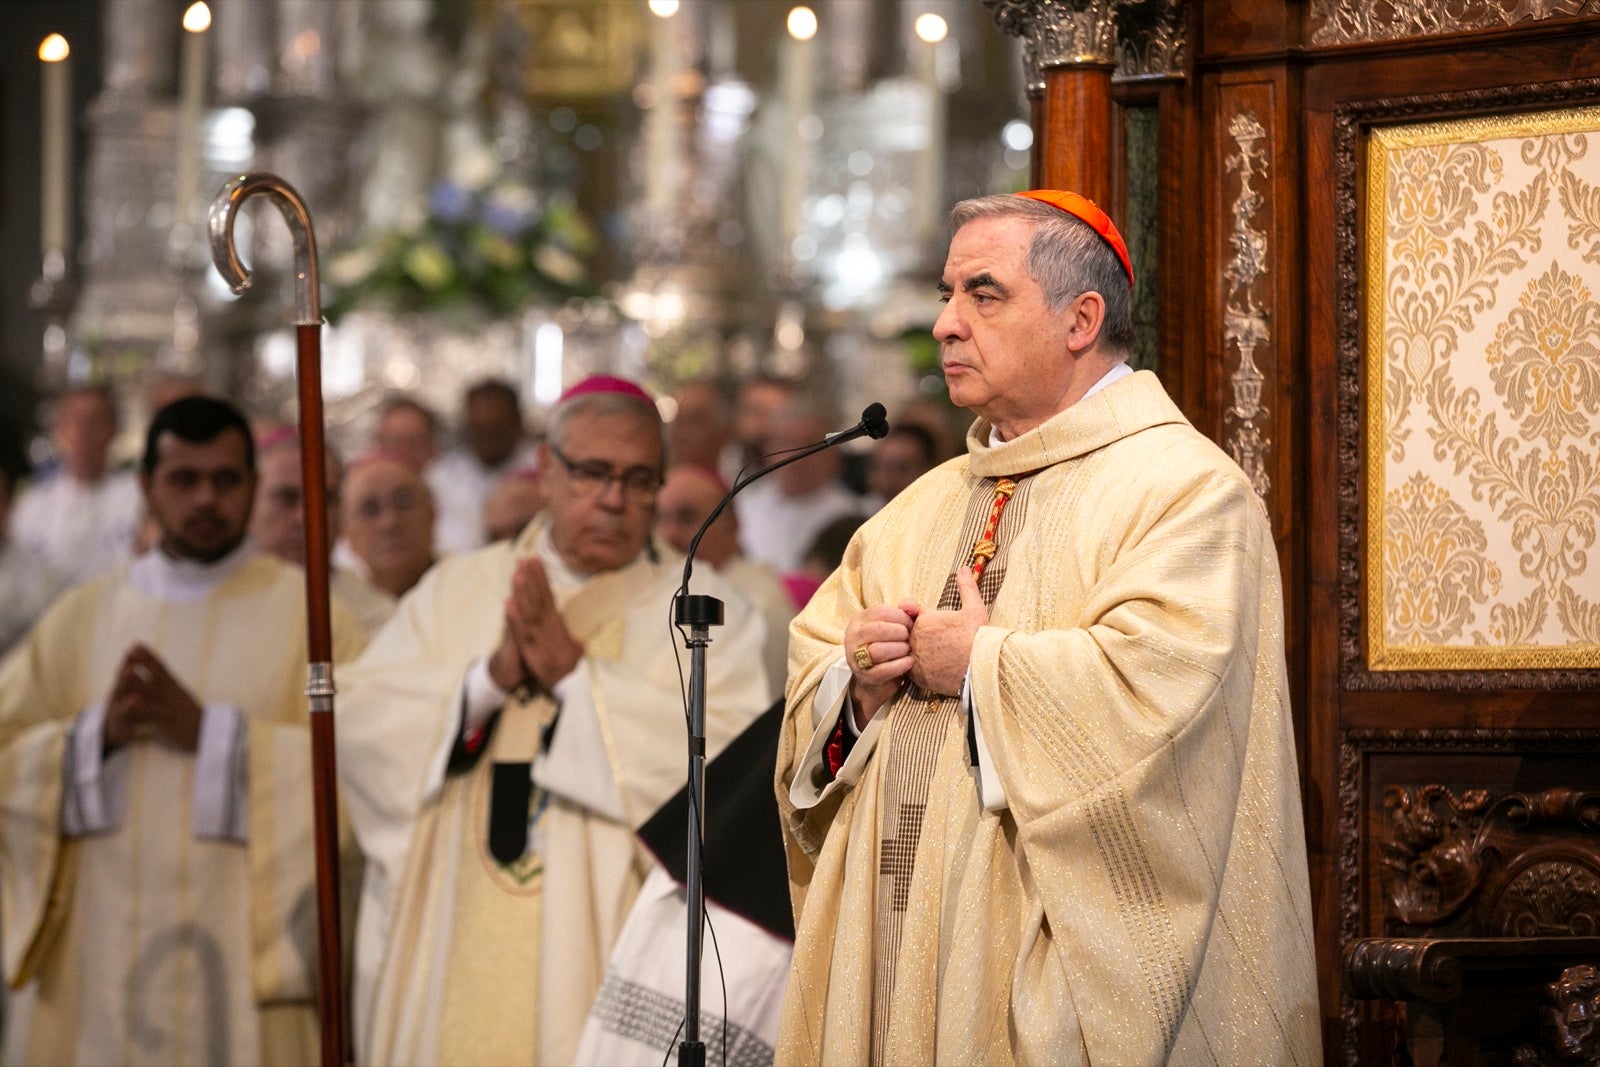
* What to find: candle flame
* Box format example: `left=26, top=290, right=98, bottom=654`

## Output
left=183, top=2, right=212, bottom=33
left=647, top=0, right=679, bottom=16
left=914, top=13, right=948, bottom=44
left=39, top=34, right=70, bottom=62
left=787, top=6, right=818, bottom=41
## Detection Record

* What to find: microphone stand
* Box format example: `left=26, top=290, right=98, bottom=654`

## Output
left=673, top=406, right=887, bottom=1067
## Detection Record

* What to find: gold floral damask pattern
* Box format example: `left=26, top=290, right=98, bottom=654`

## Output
left=1487, top=263, right=1600, bottom=450
left=1366, top=107, right=1600, bottom=670
left=1384, top=472, right=1502, bottom=645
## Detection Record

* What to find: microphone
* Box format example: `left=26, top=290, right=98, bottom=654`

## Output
left=678, top=402, right=890, bottom=597
left=825, top=403, right=890, bottom=444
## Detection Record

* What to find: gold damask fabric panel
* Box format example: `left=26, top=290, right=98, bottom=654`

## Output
left=1365, top=106, right=1600, bottom=670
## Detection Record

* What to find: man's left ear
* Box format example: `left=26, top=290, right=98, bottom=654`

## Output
left=1066, top=291, right=1107, bottom=354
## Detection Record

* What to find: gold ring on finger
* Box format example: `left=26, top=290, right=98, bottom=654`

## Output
left=852, top=646, right=875, bottom=672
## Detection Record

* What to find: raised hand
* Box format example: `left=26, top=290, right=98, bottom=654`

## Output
left=103, top=644, right=204, bottom=752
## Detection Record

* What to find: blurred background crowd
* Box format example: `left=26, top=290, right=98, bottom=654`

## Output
left=0, top=373, right=954, bottom=658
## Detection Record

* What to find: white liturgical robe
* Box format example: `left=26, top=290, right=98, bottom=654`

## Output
left=777, top=371, right=1320, bottom=1066
left=338, top=518, right=771, bottom=1066
left=0, top=544, right=364, bottom=1067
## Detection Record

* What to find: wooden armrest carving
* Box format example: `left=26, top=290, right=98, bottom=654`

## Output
left=1343, top=937, right=1463, bottom=1003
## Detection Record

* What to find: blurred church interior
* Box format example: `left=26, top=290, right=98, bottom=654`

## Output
left=2, top=1, right=1599, bottom=1061
left=3, top=0, right=1037, bottom=451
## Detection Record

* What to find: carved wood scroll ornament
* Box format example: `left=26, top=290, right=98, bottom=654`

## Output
left=1382, top=784, right=1600, bottom=932
left=1309, top=0, right=1600, bottom=47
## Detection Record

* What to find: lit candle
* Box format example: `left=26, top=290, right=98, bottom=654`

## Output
left=644, top=0, right=680, bottom=218
left=781, top=6, right=817, bottom=249
left=913, top=13, right=948, bottom=244
left=38, top=33, right=71, bottom=272
left=175, top=2, right=212, bottom=232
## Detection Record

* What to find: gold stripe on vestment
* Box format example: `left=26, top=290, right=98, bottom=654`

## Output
left=869, top=471, right=1031, bottom=1066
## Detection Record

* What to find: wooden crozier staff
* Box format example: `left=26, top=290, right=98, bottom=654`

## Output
left=209, top=173, right=347, bottom=1067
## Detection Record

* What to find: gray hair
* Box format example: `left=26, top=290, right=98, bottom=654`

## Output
left=546, top=390, right=666, bottom=462
left=947, top=194, right=1134, bottom=356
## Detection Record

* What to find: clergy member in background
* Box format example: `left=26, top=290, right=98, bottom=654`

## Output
left=732, top=375, right=796, bottom=472
left=337, top=376, right=770, bottom=1067
left=735, top=404, right=865, bottom=573
left=250, top=427, right=396, bottom=637
left=372, top=394, right=441, bottom=477
left=862, top=423, right=940, bottom=512
left=0, top=396, right=365, bottom=1066
left=667, top=378, right=740, bottom=485
left=340, top=451, right=436, bottom=601
left=778, top=191, right=1319, bottom=1064
left=781, top=513, right=865, bottom=610
left=9, top=384, right=143, bottom=586
left=655, top=464, right=793, bottom=702
left=429, top=378, right=540, bottom=555
left=482, top=465, right=543, bottom=544
left=0, top=462, right=67, bottom=656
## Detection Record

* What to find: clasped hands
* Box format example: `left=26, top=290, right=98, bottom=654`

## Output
left=488, top=557, right=585, bottom=694
left=844, top=566, right=987, bottom=729
left=103, top=643, right=203, bottom=753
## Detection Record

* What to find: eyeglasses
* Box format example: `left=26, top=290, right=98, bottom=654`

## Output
left=548, top=445, right=662, bottom=500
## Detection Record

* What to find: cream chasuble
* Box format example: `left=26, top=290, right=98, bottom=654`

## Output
left=0, top=550, right=365, bottom=1067
left=338, top=519, right=771, bottom=1067
left=777, top=371, right=1321, bottom=1066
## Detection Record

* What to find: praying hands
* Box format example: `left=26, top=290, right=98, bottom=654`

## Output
left=102, top=643, right=203, bottom=753
left=488, top=556, right=585, bottom=693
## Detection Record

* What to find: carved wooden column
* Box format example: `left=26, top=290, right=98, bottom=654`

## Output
left=1041, top=64, right=1115, bottom=204
left=986, top=0, right=1118, bottom=206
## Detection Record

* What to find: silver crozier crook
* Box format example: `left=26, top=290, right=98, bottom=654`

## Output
left=209, top=173, right=347, bottom=1067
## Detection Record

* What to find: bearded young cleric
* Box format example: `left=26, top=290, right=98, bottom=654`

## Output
left=0, top=396, right=367, bottom=1066
left=776, top=191, right=1321, bottom=1065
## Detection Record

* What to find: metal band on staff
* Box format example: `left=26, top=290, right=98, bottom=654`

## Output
left=209, top=172, right=348, bottom=1067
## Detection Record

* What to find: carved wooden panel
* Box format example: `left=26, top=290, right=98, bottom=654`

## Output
left=1342, top=937, right=1600, bottom=1064
left=1206, top=68, right=1304, bottom=698
left=1379, top=785, right=1600, bottom=937
left=1307, top=0, right=1600, bottom=48
left=1338, top=729, right=1600, bottom=1063
left=1217, top=88, right=1274, bottom=504
left=1208, top=73, right=1295, bottom=532
left=1249, top=5, right=1600, bottom=1062
left=1517, top=963, right=1600, bottom=1065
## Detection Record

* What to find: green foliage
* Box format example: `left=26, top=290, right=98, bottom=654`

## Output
left=323, top=181, right=599, bottom=322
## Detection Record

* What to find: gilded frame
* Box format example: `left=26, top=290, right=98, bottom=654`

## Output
left=1331, top=79, right=1600, bottom=694
left=1363, top=108, right=1600, bottom=671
